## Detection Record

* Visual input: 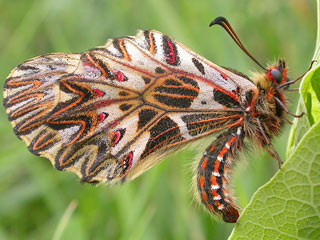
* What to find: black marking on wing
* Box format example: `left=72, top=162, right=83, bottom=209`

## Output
left=119, top=91, right=130, bottom=96
left=119, top=103, right=133, bottom=111
left=192, top=58, right=205, bottom=75
left=212, top=90, right=240, bottom=108
left=155, top=67, right=166, bottom=74
left=142, top=76, right=152, bottom=84
left=162, top=35, right=180, bottom=66
left=138, top=109, right=158, bottom=130
left=141, top=116, right=184, bottom=159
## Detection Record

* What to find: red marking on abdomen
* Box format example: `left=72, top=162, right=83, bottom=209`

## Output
left=201, top=158, right=208, bottom=170
left=210, top=175, right=218, bottom=186
left=228, top=136, right=237, bottom=145
left=218, top=147, right=228, bottom=159
left=210, top=145, right=216, bottom=152
left=213, top=161, right=220, bottom=174
left=201, top=191, right=208, bottom=202
left=199, top=176, right=205, bottom=188
left=211, top=189, right=219, bottom=198
left=207, top=204, right=214, bottom=212
left=196, top=128, right=243, bottom=222
left=214, top=201, right=223, bottom=209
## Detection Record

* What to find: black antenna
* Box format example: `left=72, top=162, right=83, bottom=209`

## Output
left=210, top=17, right=267, bottom=71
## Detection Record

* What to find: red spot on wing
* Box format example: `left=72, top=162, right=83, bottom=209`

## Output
left=127, top=151, right=133, bottom=168
left=166, top=40, right=176, bottom=65
left=122, top=151, right=133, bottom=173
left=93, top=89, right=105, bottom=97
left=116, top=71, right=125, bottom=82
left=113, top=70, right=128, bottom=82
left=112, top=130, right=122, bottom=145
left=220, top=72, right=228, bottom=80
left=83, top=61, right=94, bottom=68
left=98, top=112, right=108, bottom=123
left=111, top=128, right=126, bottom=146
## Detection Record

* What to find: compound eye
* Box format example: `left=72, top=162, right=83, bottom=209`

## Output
left=270, top=68, right=282, bottom=84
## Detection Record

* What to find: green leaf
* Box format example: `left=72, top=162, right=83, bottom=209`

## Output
left=286, top=98, right=311, bottom=159
left=230, top=1, right=320, bottom=239
left=311, top=71, right=320, bottom=102
left=229, top=119, right=320, bottom=240
left=301, top=66, right=320, bottom=124
left=287, top=0, right=320, bottom=155
left=287, top=66, right=320, bottom=157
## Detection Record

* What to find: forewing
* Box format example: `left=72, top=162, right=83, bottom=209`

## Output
left=4, top=30, right=255, bottom=183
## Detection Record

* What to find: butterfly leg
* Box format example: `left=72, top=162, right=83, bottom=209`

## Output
left=256, top=117, right=283, bottom=168
left=196, top=126, right=244, bottom=223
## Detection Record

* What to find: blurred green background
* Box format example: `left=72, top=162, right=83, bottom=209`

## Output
left=0, top=0, right=317, bottom=239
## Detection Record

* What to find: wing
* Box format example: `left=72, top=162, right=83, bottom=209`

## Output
left=3, top=30, right=257, bottom=183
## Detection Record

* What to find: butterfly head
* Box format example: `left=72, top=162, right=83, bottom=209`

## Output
left=266, top=59, right=287, bottom=87
left=253, top=59, right=288, bottom=91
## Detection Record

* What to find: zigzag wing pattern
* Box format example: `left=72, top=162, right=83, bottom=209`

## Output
left=4, top=30, right=256, bottom=185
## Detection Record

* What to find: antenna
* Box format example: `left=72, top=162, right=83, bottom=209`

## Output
left=209, top=16, right=267, bottom=71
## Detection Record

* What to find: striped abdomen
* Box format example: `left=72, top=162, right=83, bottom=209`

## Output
left=197, top=126, right=244, bottom=222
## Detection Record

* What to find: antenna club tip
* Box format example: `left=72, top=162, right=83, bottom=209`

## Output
left=209, top=16, right=226, bottom=27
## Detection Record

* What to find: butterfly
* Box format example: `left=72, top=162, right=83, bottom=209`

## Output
left=3, top=17, right=307, bottom=223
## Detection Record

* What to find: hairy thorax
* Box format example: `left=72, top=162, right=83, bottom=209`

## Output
left=244, top=75, right=286, bottom=146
